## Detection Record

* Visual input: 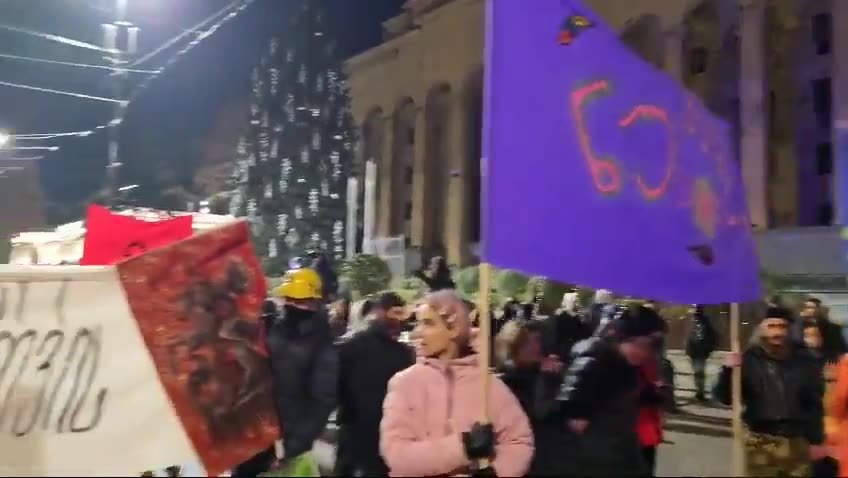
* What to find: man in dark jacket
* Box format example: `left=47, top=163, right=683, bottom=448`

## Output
left=335, top=292, right=414, bottom=476
left=267, top=267, right=338, bottom=469
left=713, top=306, right=826, bottom=477
left=685, top=305, right=718, bottom=401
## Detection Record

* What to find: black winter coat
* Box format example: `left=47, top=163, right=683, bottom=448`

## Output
left=540, top=312, right=591, bottom=363
left=334, top=321, right=415, bottom=476
left=685, top=314, right=718, bottom=359
left=713, top=344, right=824, bottom=444
left=266, top=311, right=339, bottom=460
left=556, top=338, right=647, bottom=476
left=501, top=364, right=567, bottom=476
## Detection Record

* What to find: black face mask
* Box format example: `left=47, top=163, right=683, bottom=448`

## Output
left=284, top=305, right=314, bottom=323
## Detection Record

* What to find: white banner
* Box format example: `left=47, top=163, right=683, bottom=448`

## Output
left=0, top=266, right=197, bottom=476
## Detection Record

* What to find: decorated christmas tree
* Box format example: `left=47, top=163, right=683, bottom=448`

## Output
left=229, top=0, right=354, bottom=274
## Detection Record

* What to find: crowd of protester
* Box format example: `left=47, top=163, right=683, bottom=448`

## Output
left=219, top=254, right=848, bottom=477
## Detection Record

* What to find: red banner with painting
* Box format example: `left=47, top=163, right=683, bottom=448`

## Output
left=117, top=221, right=276, bottom=476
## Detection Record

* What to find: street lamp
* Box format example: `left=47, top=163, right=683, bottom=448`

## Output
left=0, top=132, right=9, bottom=147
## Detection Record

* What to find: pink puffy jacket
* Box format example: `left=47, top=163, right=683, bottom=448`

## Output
left=379, top=353, right=534, bottom=477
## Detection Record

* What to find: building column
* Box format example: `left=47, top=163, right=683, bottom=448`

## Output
left=833, top=0, right=848, bottom=225
left=377, top=114, right=395, bottom=237
left=445, top=97, right=469, bottom=266
left=410, top=107, right=427, bottom=247
left=739, top=0, right=768, bottom=228
left=663, top=24, right=684, bottom=81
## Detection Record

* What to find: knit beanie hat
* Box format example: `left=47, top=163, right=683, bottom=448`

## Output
left=608, top=304, right=666, bottom=340
left=764, top=306, right=793, bottom=322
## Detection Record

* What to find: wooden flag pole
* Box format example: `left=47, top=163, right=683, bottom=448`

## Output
left=730, top=302, right=745, bottom=476
left=476, top=262, right=493, bottom=470
left=478, top=261, right=493, bottom=423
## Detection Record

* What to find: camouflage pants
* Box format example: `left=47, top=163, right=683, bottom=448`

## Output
left=746, top=431, right=811, bottom=477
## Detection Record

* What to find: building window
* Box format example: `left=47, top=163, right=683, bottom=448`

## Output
left=812, top=77, right=832, bottom=129
left=404, top=202, right=413, bottom=220
left=406, top=127, right=415, bottom=145
left=816, top=142, right=833, bottom=175
left=817, top=202, right=833, bottom=226
left=812, top=13, right=832, bottom=55
left=404, top=165, right=413, bottom=185
left=688, top=47, right=708, bottom=75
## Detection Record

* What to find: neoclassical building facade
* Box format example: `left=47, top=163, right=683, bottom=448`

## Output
left=345, top=0, right=848, bottom=266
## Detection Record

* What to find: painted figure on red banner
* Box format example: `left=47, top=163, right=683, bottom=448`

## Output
left=170, top=260, right=266, bottom=436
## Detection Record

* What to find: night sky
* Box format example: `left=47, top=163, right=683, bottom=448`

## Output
left=0, top=0, right=404, bottom=223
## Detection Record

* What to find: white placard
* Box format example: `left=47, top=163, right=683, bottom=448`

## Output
left=0, top=266, right=197, bottom=476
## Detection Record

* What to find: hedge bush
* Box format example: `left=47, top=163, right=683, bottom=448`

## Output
left=338, top=254, right=392, bottom=299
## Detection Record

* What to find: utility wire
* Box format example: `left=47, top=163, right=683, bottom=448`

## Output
left=0, top=52, right=160, bottom=74
left=12, top=129, right=102, bottom=140
left=5, top=156, right=45, bottom=161
left=0, top=23, right=117, bottom=54
left=0, top=146, right=59, bottom=151
left=5, top=0, right=254, bottom=145
left=127, top=0, right=243, bottom=68
left=0, top=81, right=124, bottom=103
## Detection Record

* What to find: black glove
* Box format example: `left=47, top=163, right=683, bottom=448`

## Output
left=471, top=465, right=498, bottom=478
left=462, top=422, right=496, bottom=460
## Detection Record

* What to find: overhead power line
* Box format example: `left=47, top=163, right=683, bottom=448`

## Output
left=0, top=23, right=117, bottom=53
left=0, top=80, right=124, bottom=103
left=4, top=0, right=255, bottom=147
left=0, top=52, right=160, bottom=74
left=12, top=128, right=102, bottom=140
left=128, top=0, right=243, bottom=68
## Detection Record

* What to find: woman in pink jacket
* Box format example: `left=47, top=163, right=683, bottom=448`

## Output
left=380, top=290, right=534, bottom=477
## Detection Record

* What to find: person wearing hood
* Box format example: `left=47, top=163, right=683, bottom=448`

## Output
left=380, top=290, right=533, bottom=477
left=556, top=303, right=666, bottom=476
left=713, top=306, right=826, bottom=477
left=265, top=267, right=338, bottom=474
left=684, top=305, right=718, bottom=402
left=335, top=292, right=415, bottom=477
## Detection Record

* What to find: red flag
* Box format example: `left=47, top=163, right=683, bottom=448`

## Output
left=116, top=221, right=274, bottom=477
left=80, top=205, right=193, bottom=265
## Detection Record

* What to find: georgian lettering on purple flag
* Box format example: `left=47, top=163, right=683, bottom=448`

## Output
left=482, top=0, right=760, bottom=304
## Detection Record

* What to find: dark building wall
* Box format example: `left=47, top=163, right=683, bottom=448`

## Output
left=0, top=159, right=46, bottom=263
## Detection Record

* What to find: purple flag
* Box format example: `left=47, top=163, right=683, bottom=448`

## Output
left=482, top=0, right=760, bottom=304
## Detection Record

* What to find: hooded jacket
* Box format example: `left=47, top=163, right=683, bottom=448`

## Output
left=379, top=354, right=533, bottom=477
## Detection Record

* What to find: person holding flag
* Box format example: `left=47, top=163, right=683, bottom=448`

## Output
left=379, top=290, right=533, bottom=477
left=713, top=306, right=825, bottom=476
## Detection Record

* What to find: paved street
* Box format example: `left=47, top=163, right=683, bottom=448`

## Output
left=657, top=350, right=733, bottom=477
